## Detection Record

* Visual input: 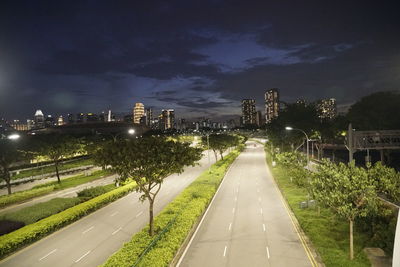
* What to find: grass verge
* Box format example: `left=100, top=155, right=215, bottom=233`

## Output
left=268, top=153, right=371, bottom=267
left=0, top=170, right=112, bottom=209
left=101, top=146, right=243, bottom=267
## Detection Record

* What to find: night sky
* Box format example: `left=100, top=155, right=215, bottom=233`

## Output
left=1, top=1, right=399, bottom=121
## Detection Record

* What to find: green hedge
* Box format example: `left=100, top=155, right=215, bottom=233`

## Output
left=0, top=182, right=137, bottom=258
left=102, top=148, right=241, bottom=267
left=77, top=184, right=116, bottom=201
left=0, top=186, right=55, bottom=208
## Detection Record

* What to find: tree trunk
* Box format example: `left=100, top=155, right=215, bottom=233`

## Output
left=219, top=150, right=224, bottom=160
left=349, top=219, right=354, bottom=260
left=55, top=160, right=61, bottom=183
left=380, top=149, right=385, bottom=165
left=213, top=150, right=218, bottom=161
left=149, top=198, right=154, bottom=236
left=4, top=166, right=11, bottom=195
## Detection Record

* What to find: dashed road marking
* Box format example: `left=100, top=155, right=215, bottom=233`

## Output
left=112, top=227, right=122, bottom=235
left=263, top=224, right=266, bottom=232
left=110, top=211, right=118, bottom=217
left=82, top=226, right=94, bottom=234
left=266, top=246, right=270, bottom=259
left=228, top=223, right=232, bottom=231
left=136, top=211, right=143, bottom=218
left=223, top=246, right=227, bottom=257
left=75, top=251, right=91, bottom=263
left=39, top=249, right=57, bottom=261
left=232, top=208, right=235, bottom=214
left=260, top=208, right=263, bottom=214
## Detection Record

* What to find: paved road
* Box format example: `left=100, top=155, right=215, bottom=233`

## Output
left=178, top=141, right=313, bottom=267
left=0, top=150, right=221, bottom=267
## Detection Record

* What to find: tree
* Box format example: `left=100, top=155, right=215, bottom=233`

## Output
left=311, top=161, right=378, bottom=260
left=367, top=162, right=400, bottom=202
left=35, top=134, right=82, bottom=183
left=0, top=140, right=30, bottom=194
left=202, top=134, right=238, bottom=160
left=94, top=137, right=202, bottom=236
left=347, top=91, right=400, bottom=130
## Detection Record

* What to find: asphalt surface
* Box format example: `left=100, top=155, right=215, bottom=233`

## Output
left=0, top=150, right=221, bottom=267
left=177, top=142, right=313, bottom=267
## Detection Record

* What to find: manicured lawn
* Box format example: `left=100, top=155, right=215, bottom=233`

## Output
left=271, top=163, right=371, bottom=267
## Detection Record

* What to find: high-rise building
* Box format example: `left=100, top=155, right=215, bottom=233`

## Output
left=67, top=114, right=75, bottom=124
left=265, top=88, right=280, bottom=123
left=159, top=109, right=175, bottom=130
left=145, top=108, right=153, bottom=127
left=57, top=116, right=65, bottom=126
left=34, top=110, right=45, bottom=128
left=76, top=113, right=85, bottom=123
left=11, top=120, right=28, bottom=131
left=317, top=98, right=337, bottom=119
left=44, top=115, right=56, bottom=128
left=241, top=99, right=257, bottom=126
left=133, top=103, right=145, bottom=124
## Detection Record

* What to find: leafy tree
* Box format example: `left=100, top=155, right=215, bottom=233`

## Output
left=347, top=91, right=400, bottom=130
left=94, top=137, right=202, bottom=236
left=0, top=140, right=30, bottom=194
left=367, top=162, right=400, bottom=202
left=311, top=161, right=378, bottom=260
left=202, top=134, right=238, bottom=160
left=34, top=134, right=82, bottom=183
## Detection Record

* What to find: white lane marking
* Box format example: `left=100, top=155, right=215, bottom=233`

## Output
left=232, top=208, right=235, bottom=214
left=82, top=226, right=94, bottom=234
left=223, top=246, right=227, bottom=257
left=257, top=189, right=260, bottom=193
left=110, top=211, right=118, bottom=217
left=258, top=197, right=261, bottom=202
left=112, top=227, right=122, bottom=235
left=260, top=208, right=263, bottom=214
left=75, top=250, right=91, bottom=263
left=228, top=223, right=232, bottom=231
left=266, top=246, right=270, bottom=258
left=263, top=224, right=266, bottom=232
left=39, top=249, right=57, bottom=261
left=236, top=188, right=239, bottom=193
left=136, top=211, right=143, bottom=218
left=235, top=196, right=238, bottom=202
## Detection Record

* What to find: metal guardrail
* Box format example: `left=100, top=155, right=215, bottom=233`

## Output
left=132, top=213, right=180, bottom=267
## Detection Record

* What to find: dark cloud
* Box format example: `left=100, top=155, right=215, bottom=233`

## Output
left=1, top=0, right=400, bottom=120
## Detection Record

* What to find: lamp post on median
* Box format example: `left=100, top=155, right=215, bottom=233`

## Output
left=207, top=133, right=211, bottom=173
left=285, top=126, right=309, bottom=166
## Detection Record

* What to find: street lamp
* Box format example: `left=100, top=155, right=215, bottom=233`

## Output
left=285, top=126, right=309, bottom=165
left=128, top=128, right=135, bottom=135
left=7, top=134, right=20, bottom=140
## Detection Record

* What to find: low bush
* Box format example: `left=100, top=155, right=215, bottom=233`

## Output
left=102, top=149, right=241, bottom=267
left=0, top=220, right=25, bottom=236
left=77, top=184, right=116, bottom=201
left=0, top=182, right=137, bottom=258
left=0, top=186, right=55, bottom=208
left=0, top=198, right=82, bottom=225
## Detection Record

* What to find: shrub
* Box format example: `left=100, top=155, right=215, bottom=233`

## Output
left=0, top=182, right=137, bottom=258
left=77, top=184, right=116, bottom=201
left=0, top=220, right=25, bottom=236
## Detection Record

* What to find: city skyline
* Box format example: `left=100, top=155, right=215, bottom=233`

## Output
left=1, top=1, right=399, bottom=120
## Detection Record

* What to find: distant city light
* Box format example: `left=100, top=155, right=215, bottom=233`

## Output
left=128, top=129, right=135, bottom=135
left=7, top=133, right=20, bottom=140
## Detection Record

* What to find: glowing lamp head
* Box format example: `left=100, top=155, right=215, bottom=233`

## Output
left=128, top=129, right=135, bottom=135
left=285, top=126, right=293, bottom=131
left=7, top=134, right=20, bottom=140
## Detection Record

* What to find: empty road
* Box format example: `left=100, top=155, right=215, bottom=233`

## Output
left=178, top=141, right=314, bottom=267
left=0, top=150, right=221, bottom=267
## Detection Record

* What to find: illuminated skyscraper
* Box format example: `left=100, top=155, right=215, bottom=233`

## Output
left=160, top=109, right=175, bottom=130
left=145, top=108, right=153, bottom=126
left=265, top=88, right=280, bottom=123
left=133, top=103, right=145, bottom=124
left=241, top=99, right=256, bottom=126
left=317, top=98, right=337, bottom=119
left=34, top=110, right=45, bottom=128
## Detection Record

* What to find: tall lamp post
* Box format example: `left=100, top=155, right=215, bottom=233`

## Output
left=285, top=126, right=309, bottom=165
left=207, top=133, right=211, bottom=173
